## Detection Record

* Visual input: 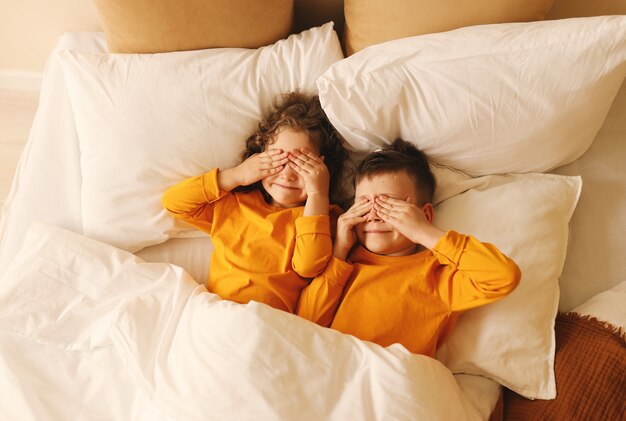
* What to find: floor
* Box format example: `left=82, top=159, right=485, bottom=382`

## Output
left=0, top=89, right=39, bottom=209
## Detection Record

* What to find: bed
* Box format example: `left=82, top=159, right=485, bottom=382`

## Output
left=0, top=1, right=625, bottom=420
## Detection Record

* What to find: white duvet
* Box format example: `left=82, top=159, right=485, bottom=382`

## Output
left=0, top=222, right=482, bottom=420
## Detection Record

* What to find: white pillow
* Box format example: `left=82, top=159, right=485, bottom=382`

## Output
left=573, top=281, right=626, bottom=330
left=59, top=23, right=343, bottom=252
left=317, top=16, right=626, bottom=176
left=432, top=167, right=582, bottom=400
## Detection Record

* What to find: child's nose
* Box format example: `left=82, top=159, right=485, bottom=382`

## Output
left=280, top=163, right=298, bottom=181
left=365, top=205, right=381, bottom=222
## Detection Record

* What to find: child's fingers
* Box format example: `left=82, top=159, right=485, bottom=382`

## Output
left=373, top=201, right=394, bottom=215
left=340, top=200, right=369, bottom=217
left=343, top=209, right=370, bottom=221
left=263, top=157, right=289, bottom=170
left=376, top=195, right=410, bottom=207
left=263, top=151, right=287, bottom=164
left=288, top=162, right=316, bottom=177
left=376, top=209, right=397, bottom=223
left=289, top=150, right=327, bottom=174
left=340, top=215, right=366, bottom=229
left=350, top=197, right=370, bottom=206
left=288, top=161, right=306, bottom=174
left=347, top=216, right=366, bottom=227
left=288, top=152, right=316, bottom=172
left=262, top=165, right=284, bottom=177
left=374, top=202, right=400, bottom=219
left=263, top=149, right=284, bottom=158
left=296, top=148, right=324, bottom=164
left=260, top=150, right=286, bottom=163
left=345, top=198, right=371, bottom=214
left=374, top=197, right=412, bottom=218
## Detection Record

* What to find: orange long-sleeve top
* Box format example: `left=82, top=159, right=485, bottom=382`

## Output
left=296, top=231, right=521, bottom=357
left=162, top=169, right=338, bottom=313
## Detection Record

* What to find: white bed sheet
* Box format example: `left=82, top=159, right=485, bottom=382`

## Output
left=0, top=331, right=168, bottom=420
left=0, top=222, right=484, bottom=421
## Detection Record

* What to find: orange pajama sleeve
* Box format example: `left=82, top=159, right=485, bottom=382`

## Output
left=296, top=257, right=354, bottom=327
left=161, top=169, right=227, bottom=232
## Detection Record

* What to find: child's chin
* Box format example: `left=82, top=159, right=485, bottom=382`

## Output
left=363, top=241, right=392, bottom=255
left=272, top=196, right=305, bottom=208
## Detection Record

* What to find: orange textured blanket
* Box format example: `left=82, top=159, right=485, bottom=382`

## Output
left=503, top=312, right=625, bottom=420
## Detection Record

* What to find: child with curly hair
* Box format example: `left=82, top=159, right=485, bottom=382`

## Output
left=162, top=92, right=349, bottom=313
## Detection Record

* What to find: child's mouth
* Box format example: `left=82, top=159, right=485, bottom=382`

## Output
left=275, top=184, right=298, bottom=190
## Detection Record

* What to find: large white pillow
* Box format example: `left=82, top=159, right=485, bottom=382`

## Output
left=59, top=23, right=343, bottom=252
left=317, top=16, right=626, bottom=176
left=432, top=167, right=582, bottom=399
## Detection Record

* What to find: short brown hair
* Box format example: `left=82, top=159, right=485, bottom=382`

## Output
left=238, top=91, right=350, bottom=204
left=355, top=139, right=435, bottom=204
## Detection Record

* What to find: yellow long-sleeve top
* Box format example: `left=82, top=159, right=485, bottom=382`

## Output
left=297, top=231, right=521, bottom=357
left=162, top=169, right=338, bottom=313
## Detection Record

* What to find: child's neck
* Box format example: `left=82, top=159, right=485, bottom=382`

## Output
left=383, top=243, right=423, bottom=257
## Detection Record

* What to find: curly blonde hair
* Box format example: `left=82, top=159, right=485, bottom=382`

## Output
left=236, top=91, right=350, bottom=206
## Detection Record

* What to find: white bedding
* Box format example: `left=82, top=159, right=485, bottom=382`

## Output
left=0, top=32, right=500, bottom=419
left=0, top=222, right=483, bottom=420
left=1, top=27, right=625, bottom=419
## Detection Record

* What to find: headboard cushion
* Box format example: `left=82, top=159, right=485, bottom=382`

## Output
left=93, top=0, right=294, bottom=53
left=344, top=0, right=556, bottom=55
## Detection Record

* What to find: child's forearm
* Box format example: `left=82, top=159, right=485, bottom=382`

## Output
left=412, top=224, right=447, bottom=250
left=303, top=192, right=329, bottom=216
left=216, top=168, right=241, bottom=192
left=332, top=247, right=349, bottom=262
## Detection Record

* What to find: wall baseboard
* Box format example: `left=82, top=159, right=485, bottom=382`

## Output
left=0, top=69, right=43, bottom=92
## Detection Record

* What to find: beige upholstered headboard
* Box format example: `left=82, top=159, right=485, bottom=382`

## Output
left=292, top=0, right=626, bottom=55
left=547, top=0, right=626, bottom=19
left=294, top=0, right=345, bottom=34
left=293, top=0, right=626, bottom=32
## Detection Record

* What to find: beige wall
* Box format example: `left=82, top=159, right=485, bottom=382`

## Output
left=0, top=0, right=625, bottom=74
left=0, top=0, right=101, bottom=72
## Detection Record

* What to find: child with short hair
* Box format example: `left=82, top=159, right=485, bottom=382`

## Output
left=162, top=92, right=349, bottom=313
left=297, top=138, right=520, bottom=357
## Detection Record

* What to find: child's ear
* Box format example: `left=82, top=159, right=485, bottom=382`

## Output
left=421, top=203, right=435, bottom=224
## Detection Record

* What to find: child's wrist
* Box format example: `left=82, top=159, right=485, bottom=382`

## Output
left=412, top=225, right=446, bottom=249
left=217, top=168, right=240, bottom=191
left=304, top=192, right=330, bottom=215
left=306, top=191, right=329, bottom=200
left=332, top=248, right=349, bottom=261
